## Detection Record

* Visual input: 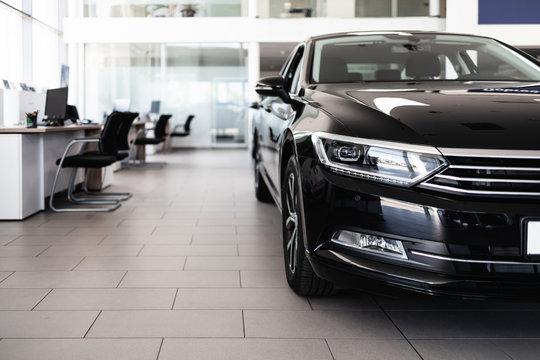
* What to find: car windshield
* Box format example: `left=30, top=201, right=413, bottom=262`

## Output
left=311, top=33, right=540, bottom=83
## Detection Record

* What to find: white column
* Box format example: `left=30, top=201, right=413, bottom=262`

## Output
left=429, top=0, right=440, bottom=16
left=248, top=0, right=258, bottom=18
left=326, top=0, right=355, bottom=18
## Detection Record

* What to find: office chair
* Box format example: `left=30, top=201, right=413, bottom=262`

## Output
left=127, top=113, right=172, bottom=168
left=170, top=115, right=195, bottom=138
left=49, top=111, right=136, bottom=212
left=81, top=111, right=139, bottom=194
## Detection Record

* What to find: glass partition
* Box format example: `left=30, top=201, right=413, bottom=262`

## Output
left=84, top=42, right=248, bottom=147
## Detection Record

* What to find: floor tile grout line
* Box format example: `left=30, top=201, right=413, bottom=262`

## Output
left=97, top=235, right=108, bottom=246
left=34, top=245, right=52, bottom=258
left=70, top=257, right=87, bottom=271
left=181, top=257, right=188, bottom=271
left=377, top=304, right=425, bottom=360
left=324, top=339, right=336, bottom=360
left=30, top=288, right=54, bottom=310
left=241, top=309, right=246, bottom=338
left=83, top=310, right=102, bottom=338
left=116, top=271, right=129, bottom=288
left=171, top=288, right=179, bottom=310
left=0, top=272, right=16, bottom=285
left=155, top=338, right=165, bottom=360
left=4, top=235, right=22, bottom=246
left=136, top=245, right=145, bottom=257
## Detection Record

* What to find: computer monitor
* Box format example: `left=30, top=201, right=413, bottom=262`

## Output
left=150, top=100, right=160, bottom=114
left=113, top=98, right=130, bottom=112
left=44, top=87, right=68, bottom=122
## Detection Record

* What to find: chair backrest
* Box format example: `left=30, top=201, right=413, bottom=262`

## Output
left=184, top=115, right=195, bottom=132
left=99, top=111, right=125, bottom=155
left=406, top=52, right=441, bottom=79
left=154, top=114, right=172, bottom=139
left=116, top=111, right=139, bottom=150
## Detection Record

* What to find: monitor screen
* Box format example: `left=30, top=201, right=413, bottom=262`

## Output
left=113, top=98, right=130, bottom=112
left=44, top=87, right=68, bottom=121
left=150, top=100, right=160, bottom=114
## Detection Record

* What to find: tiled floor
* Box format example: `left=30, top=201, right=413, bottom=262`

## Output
left=1, top=149, right=540, bottom=359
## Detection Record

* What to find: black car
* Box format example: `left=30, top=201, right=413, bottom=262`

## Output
left=252, top=31, right=540, bottom=297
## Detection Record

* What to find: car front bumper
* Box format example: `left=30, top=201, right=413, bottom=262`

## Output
left=297, top=155, right=540, bottom=297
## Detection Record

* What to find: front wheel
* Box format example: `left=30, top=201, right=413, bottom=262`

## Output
left=282, top=156, right=334, bottom=296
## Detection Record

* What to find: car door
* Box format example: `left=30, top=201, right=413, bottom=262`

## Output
left=261, top=45, right=305, bottom=191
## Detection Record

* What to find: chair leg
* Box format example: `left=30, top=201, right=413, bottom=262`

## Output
left=80, top=169, right=132, bottom=201
left=49, top=165, right=121, bottom=213
left=65, top=168, right=120, bottom=205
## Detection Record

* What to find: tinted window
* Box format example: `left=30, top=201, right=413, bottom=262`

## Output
left=311, top=33, right=540, bottom=83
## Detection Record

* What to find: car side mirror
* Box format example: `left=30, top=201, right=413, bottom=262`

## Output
left=255, top=75, right=291, bottom=103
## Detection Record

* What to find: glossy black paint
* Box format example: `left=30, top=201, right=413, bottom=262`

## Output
left=252, top=31, right=540, bottom=296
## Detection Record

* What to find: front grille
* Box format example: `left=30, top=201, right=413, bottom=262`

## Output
left=420, top=155, right=540, bottom=198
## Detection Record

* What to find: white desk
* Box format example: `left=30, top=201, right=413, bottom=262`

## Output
left=0, top=125, right=103, bottom=219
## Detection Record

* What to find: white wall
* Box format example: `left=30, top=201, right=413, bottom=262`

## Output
left=64, top=17, right=446, bottom=44
left=446, top=0, right=540, bottom=46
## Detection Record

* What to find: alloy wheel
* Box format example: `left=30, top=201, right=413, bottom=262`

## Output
left=285, top=172, right=298, bottom=274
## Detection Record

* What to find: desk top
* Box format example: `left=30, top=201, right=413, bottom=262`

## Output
left=0, top=124, right=102, bottom=134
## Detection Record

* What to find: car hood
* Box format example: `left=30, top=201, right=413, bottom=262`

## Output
left=315, top=82, right=540, bottom=150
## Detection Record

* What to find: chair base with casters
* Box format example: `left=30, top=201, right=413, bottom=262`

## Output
left=49, top=138, right=126, bottom=212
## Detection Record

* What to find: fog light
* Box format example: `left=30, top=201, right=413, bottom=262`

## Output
left=331, top=230, right=407, bottom=259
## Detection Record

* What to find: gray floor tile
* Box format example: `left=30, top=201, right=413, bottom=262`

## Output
left=9, top=235, right=105, bottom=246
left=0, top=227, right=76, bottom=236
left=308, top=291, right=379, bottom=310
left=75, top=256, right=186, bottom=270
left=0, top=339, right=162, bottom=360
left=327, top=339, right=422, bottom=360
left=389, top=310, right=540, bottom=339
left=119, top=270, right=240, bottom=288
left=240, top=270, right=288, bottom=288
left=0, top=310, right=98, bottom=338
left=118, top=219, right=197, bottom=227
left=185, top=256, right=283, bottom=270
left=153, top=226, right=236, bottom=236
left=0, top=257, right=83, bottom=271
left=0, top=289, right=50, bottom=310
left=69, top=227, right=155, bottom=236
left=101, top=234, right=192, bottom=245
left=87, top=310, right=243, bottom=338
left=159, top=338, right=333, bottom=360
left=236, top=226, right=280, bottom=235
left=244, top=310, right=403, bottom=339
left=36, top=288, right=176, bottom=310
left=193, top=234, right=280, bottom=244
left=39, top=245, right=142, bottom=257
left=0, top=245, right=49, bottom=257
left=140, top=245, right=237, bottom=257
left=411, top=340, right=511, bottom=360
left=495, top=339, right=540, bottom=360
left=40, top=219, right=123, bottom=227
left=0, top=271, right=125, bottom=288
left=173, top=288, right=310, bottom=310
left=238, top=244, right=282, bottom=256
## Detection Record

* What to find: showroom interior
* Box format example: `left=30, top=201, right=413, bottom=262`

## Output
left=1, top=0, right=540, bottom=359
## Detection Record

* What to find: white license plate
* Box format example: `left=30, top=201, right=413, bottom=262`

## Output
left=526, top=221, right=540, bottom=255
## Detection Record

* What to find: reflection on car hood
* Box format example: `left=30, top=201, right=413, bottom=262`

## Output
left=338, top=82, right=540, bottom=150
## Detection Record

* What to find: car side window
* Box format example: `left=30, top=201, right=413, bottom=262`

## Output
left=284, top=46, right=304, bottom=94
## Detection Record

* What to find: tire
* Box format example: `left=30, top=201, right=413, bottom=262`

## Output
left=282, top=156, right=334, bottom=296
left=253, top=146, right=273, bottom=203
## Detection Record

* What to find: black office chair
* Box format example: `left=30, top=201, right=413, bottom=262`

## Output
left=49, top=111, right=135, bottom=212
left=128, top=114, right=172, bottom=167
left=170, top=114, right=195, bottom=138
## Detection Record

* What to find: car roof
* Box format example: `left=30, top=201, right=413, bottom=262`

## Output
left=308, top=31, right=493, bottom=42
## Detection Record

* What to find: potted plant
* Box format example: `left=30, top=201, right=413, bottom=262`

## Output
left=181, top=3, right=198, bottom=17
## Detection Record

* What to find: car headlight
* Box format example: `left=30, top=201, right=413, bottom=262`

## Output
left=312, top=132, right=447, bottom=187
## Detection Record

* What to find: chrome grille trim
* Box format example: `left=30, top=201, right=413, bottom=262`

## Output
left=420, top=154, right=540, bottom=197
left=419, top=182, right=540, bottom=197
left=410, top=250, right=540, bottom=265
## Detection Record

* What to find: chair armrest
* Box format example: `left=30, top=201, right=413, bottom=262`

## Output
left=172, top=124, right=184, bottom=133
